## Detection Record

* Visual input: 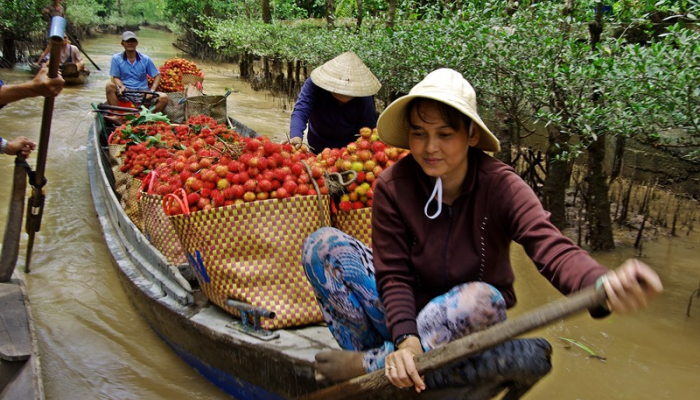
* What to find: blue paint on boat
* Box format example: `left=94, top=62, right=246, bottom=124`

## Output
left=153, top=328, right=286, bottom=400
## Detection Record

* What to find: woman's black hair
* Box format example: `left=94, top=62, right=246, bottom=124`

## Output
left=405, top=98, right=472, bottom=135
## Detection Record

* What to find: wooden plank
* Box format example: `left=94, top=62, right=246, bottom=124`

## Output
left=0, top=282, right=31, bottom=361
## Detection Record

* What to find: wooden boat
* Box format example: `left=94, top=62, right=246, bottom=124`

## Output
left=60, top=63, right=90, bottom=85
left=29, top=60, right=89, bottom=86
left=0, top=276, right=44, bottom=400
left=87, top=112, right=554, bottom=399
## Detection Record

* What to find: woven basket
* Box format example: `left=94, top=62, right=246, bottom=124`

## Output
left=186, top=95, right=227, bottom=124
left=334, top=207, right=372, bottom=247
left=167, top=195, right=330, bottom=329
left=164, top=91, right=187, bottom=124
left=140, top=192, right=187, bottom=265
left=108, top=144, right=126, bottom=162
left=118, top=175, right=143, bottom=232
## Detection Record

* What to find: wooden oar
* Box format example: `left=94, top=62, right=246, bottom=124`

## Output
left=66, top=31, right=101, bottom=71
left=24, top=16, right=65, bottom=273
left=0, top=158, right=29, bottom=282
left=298, top=284, right=607, bottom=400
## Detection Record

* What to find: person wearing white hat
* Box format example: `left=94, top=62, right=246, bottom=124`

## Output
left=288, top=51, right=380, bottom=153
left=105, top=31, right=168, bottom=113
left=301, top=68, right=663, bottom=390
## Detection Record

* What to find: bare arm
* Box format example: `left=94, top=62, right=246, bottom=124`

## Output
left=0, top=67, right=64, bottom=105
left=112, top=77, right=126, bottom=94
left=150, top=74, right=162, bottom=92
left=37, top=45, right=50, bottom=64
left=3, top=137, right=37, bottom=158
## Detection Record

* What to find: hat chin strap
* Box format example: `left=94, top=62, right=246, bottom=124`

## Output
left=424, top=177, right=443, bottom=219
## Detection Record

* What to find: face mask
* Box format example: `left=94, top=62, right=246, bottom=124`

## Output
left=424, top=177, right=443, bottom=219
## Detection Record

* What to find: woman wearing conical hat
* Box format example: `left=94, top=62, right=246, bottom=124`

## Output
left=300, top=68, right=663, bottom=392
left=288, top=51, right=380, bottom=153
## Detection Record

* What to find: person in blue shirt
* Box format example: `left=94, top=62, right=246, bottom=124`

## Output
left=105, top=31, right=168, bottom=113
left=0, top=66, right=64, bottom=158
left=288, top=51, right=380, bottom=153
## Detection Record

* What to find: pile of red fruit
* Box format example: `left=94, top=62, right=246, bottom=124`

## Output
left=112, top=115, right=330, bottom=215
left=318, top=127, right=409, bottom=212
left=112, top=113, right=411, bottom=216
left=147, top=58, right=204, bottom=93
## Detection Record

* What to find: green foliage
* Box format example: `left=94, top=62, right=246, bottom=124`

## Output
left=273, top=0, right=309, bottom=19
left=67, top=0, right=105, bottom=26
left=188, top=0, right=699, bottom=160
left=0, top=0, right=44, bottom=37
left=608, top=22, right=700, bottom=159
left=123, top=0, right=169, bottom=22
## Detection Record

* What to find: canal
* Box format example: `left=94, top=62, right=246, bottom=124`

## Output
left=0, top=27, right=698, bottom=400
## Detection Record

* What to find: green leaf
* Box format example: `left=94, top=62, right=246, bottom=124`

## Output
left=559, top=337, right=606, bottom=362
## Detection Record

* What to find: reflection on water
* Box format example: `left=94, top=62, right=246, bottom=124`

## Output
left=0, top=27, right=698, bottom=400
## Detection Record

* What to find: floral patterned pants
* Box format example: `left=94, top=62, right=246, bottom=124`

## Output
left=302, top=227, right=506, bottom=373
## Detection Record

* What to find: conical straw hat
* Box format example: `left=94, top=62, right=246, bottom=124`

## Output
left=377, top=68, right=500, bottom=152
left=310, top=51, right=381, bottom=97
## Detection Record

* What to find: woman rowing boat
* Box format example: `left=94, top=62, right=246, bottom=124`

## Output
left=302, top=68, right=663, bottom=393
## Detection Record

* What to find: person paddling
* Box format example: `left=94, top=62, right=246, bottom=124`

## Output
left=41, top=0, right=65, bottom=34
left=36, top=35, right=88, bottom=74
left=301, top=68, right=663, bottom=392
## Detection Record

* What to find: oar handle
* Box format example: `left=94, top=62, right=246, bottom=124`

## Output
left=298, top=285, right=607, bottom=400
left=25, top=16, right=65, bottom=272
left=33, top=16, right=65, bottom=184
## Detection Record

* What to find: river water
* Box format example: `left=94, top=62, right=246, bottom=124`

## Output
left=0, top=28, right=698, bottom=400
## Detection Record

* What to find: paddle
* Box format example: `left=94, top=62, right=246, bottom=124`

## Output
left=66, top=30, right=101, bottom=71
left=24, top=16, right=65, bottom=273
left=0, top=158, right=29, bottom=282
left=298, top=284, right=607, bottom=400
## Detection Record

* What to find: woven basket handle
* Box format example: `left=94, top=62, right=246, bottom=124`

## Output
left=327, top=170, right=357, bottom=187
left=136, top=170, right=158, bottom=201
left=301, top=161, right=329, bottom=227
left=163, top=188, right=190, bottom=216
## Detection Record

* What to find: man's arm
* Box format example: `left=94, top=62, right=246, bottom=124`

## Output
left=112, top=77, right=126, bottom=94
left=0, top=67, right=64, bottom=105
left=150, top=74, right=161, bottom=92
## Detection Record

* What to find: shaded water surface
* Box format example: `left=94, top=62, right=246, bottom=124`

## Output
left=0, top=28, right=697, bottom=400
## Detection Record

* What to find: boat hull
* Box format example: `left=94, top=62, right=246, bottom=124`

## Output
left=87, top=114, right=552, bottom=400
left=0, top=277, right=44, bottom=400
left=29, top=61, right=89, bottom=86
left=88, top=116, right=376, bottom=399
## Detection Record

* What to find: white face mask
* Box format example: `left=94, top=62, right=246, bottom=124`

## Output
left=424, top=177, right=443, bottom=219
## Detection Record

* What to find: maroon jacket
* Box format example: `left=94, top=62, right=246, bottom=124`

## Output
left=372, top=148, right=608, bottom=340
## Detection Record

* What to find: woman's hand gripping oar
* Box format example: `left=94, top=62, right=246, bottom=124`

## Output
left=24, top=16, right=66, bottom=272
left=298, top=284, right=608, bottom=400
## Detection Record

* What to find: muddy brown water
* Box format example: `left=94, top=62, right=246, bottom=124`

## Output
left=0, top=28, right=698, bottom=400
